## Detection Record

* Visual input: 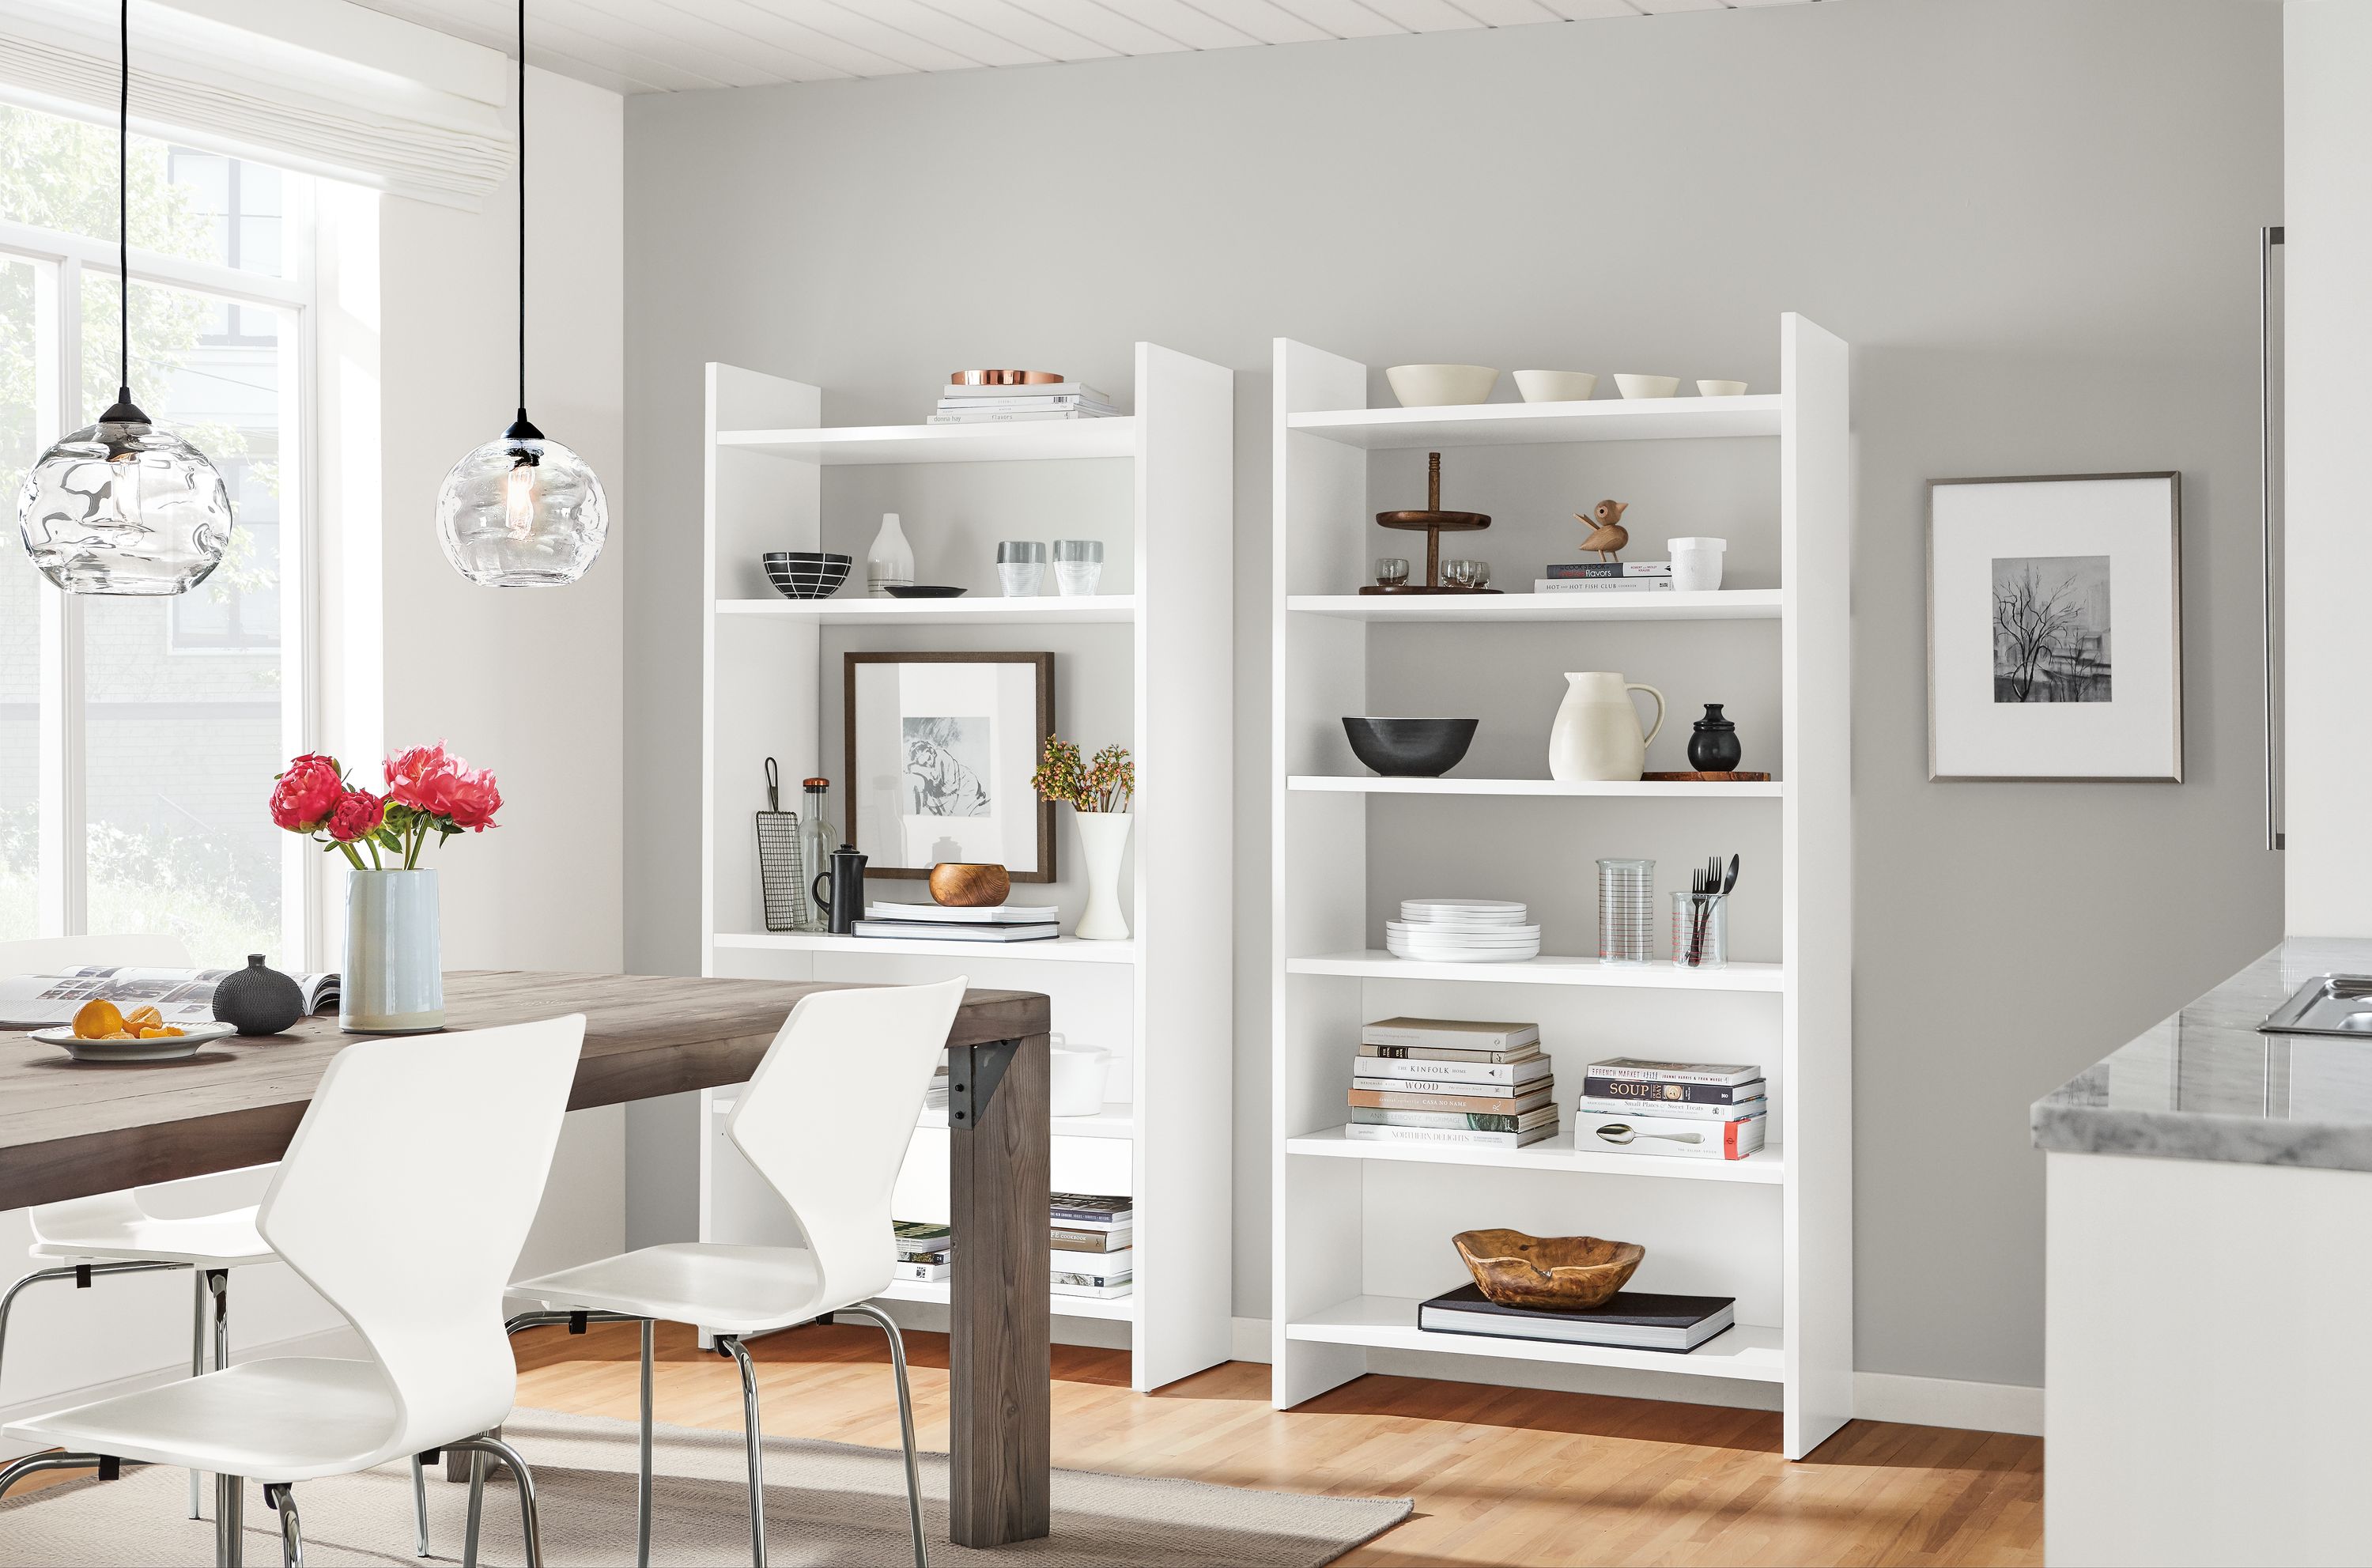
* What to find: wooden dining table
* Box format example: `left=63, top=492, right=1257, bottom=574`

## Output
left=0, top=969, right=1056, bottom=1549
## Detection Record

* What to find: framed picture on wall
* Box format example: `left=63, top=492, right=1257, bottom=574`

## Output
left=844, top=652, right=1057, bottom=881
left=1928, top=472, right=2183, bottom=782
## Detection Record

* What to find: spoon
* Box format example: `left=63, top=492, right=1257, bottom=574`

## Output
left=1592, top=1122, right=1705, bottom=1146
left=1720, top=853, right=1739, bottom=897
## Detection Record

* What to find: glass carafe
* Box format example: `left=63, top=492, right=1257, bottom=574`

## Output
left=799, top=779, right=837, bottom=932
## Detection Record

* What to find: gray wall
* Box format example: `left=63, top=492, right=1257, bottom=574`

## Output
left=624, top=0, right=2283, bottom=1390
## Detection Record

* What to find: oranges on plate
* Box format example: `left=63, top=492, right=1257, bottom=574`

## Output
left=70, top=999, right=185, bottom=1041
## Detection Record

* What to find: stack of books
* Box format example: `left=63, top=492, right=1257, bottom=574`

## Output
left=893, top=1220, right=952, bottom=1283
left=927, top=381, right=1121, bottom=425
left=1573, top=1056, right=1769, bottom=1160
left=1418, top=1283, right=1736, bottom=1353
left=1534, top=561, right=1672, bottom=593
left=855, top=901, right=1060, bottom=943
left=1347, top=1017, right=1556, bottom=1150
left=1050, top=1192, right=1131, bottom=1298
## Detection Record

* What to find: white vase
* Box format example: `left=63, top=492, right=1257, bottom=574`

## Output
left=1548, top=671, right=1666, bottom=782
left=1073, top=811, right=1131, bottom=941
left=342, top=867, right=444, bottom=1033
left=867, top=512, right=914, bottom=597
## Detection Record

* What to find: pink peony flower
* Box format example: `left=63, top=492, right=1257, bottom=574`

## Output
left=270, top=754, right=346, bottom=833
left=443, top=766, right=503, bottom=832
left=325, top=788, right=386, bottom=844
left=384, top=742, right=459, bottom=813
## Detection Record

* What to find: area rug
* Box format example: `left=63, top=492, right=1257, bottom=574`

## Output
left=0, top=1407, right=1411, bottom=1566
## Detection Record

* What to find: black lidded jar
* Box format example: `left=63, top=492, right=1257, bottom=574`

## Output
left=1686, top=704, right=1743, bottom=773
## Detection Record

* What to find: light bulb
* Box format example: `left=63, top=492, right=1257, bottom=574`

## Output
left=504, top=455, right=537, bottom=540
left=433, top=421, right=607, bottom=588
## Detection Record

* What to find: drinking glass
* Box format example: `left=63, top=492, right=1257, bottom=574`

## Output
left=1671, top=890, right=1728, bottom=969
left=1375, top=557, right=1410, bottom=589
left=1597, top=858, right=1656, bottom=963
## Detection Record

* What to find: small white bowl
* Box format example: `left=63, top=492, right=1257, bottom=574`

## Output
left=1696, top=379, right=1749, bottom=398
left=1512, top=370, right=1597, bottom=404
left=1386, top=364, right=1499, bottom=407
left=1613, top=374, right=1681, bottom=400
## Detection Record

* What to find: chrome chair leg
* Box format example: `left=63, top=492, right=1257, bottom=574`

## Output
left=191, top=1271, right=208, bottom=1520
left=0, top=1450, right=123, bottom=1500
left=637, top=1317, right=655, bottom=1568
left=263, top=1483, right=303, bottom=1568
left=720, top=1334, right=767, bottom=1567
left=843, top=1303, right=929, bottom=1568
left=217, top=1472, right=245, bottom=1568
left=411, top=1453, right=431, bottom=1556
left=450, top=1434, right=545, bottom=1568
left=463, top=1445, right=485, bottom=1568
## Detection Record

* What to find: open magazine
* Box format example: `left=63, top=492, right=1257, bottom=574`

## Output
left=0, top=966, right=340, bottom=1028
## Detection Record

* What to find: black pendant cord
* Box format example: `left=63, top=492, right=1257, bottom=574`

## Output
left=516, top=0, right=527, bottom=425
left=115, top=0, right=130, bottom=410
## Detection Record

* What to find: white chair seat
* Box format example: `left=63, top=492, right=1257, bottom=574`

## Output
left=28, top=1193, right=275, bottom=1268
left=514, top=1242, right=835, bottom=1335
left=1, top=1358, right=405, bottom=1483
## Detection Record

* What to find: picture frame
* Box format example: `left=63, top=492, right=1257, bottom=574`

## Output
left=844, top=652, right=1057, bottom=882
left=1927, top=472, right=2183, bottom=782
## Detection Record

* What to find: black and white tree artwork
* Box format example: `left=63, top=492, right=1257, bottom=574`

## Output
left=1992, top=555, right=2111, bottom=703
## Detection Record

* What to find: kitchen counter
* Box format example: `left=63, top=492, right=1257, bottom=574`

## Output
left=2030, top=936, right=2372, bottom=1170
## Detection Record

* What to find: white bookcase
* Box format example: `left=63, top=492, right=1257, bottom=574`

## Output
left=1267, top=316, right=1853, bottom=1458
left=697, top=343, right=1236, bottom=1393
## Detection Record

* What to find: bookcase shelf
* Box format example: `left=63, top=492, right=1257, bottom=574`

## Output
left=876, top=1279, right=1137, bottom=1322
left=713, top=930, right=1139, bottom=965
left=717, top=594, right=1138, bottom=625
left=1269, top=319, right=1852, bottom=1460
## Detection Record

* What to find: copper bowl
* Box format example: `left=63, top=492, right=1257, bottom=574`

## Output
left=929, top=863, right=1011, bottom=907
left=1452, top=1229, right=1645, bottom=1310
left=949, top=370, right=1067, bottom=387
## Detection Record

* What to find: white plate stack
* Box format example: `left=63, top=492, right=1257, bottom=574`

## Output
left=1385, top=899, right=1542, bottom=963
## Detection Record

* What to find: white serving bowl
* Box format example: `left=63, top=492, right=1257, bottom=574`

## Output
left=1613, top=374, right=1681, bottom=400
left=1512, top=370, right=1598, bottom=404
left=1696, top=379, right=1749, bottom=398
left=1386, top=365, right=1500, bottom=407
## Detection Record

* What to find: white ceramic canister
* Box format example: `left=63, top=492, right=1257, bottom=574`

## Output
left=1669, top=536, right=1727, bottom=593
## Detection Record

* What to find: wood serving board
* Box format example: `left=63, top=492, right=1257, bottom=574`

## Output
left=1641, top=770, right=1773, bottom=782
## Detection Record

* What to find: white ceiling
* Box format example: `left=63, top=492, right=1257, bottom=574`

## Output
left=350, top=0, right=1815, bottom=96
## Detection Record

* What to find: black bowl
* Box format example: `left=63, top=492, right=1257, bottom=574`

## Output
left=1343, top=717, right=1478, bottom=777
left=763, top=551, right=852, bottom=599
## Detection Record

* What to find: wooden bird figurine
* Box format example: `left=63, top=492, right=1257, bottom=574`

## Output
left=1578, top=500, right=1630, bottom=561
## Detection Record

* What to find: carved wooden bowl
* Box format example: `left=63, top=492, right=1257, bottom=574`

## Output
left=1452, top=1229, right=1645, bottom=1311
left=929, top=863, right=1011, bottom=908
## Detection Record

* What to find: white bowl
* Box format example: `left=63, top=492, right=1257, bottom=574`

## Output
left=1049, top=1044, right=1111, bottom=1117
left=1386, top=365, right=1500, bottom=407
left=1613, top=374, right=1681, bottom=400
left=1696, top=379, right=1748, bottom=398
left=1512, top=370, right=1597, bottom=404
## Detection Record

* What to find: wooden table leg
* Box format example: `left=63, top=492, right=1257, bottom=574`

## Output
left=946, top=1031, right=1051, bottom=1547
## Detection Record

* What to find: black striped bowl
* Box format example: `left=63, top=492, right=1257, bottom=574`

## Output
left=762, top=551, right=852, bottom=600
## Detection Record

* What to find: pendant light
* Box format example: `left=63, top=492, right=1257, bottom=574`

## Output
left=433, top=0, right=608, bottom=588
left=13, top=0, right=232, bottom=596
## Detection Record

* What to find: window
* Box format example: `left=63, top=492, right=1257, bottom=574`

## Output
left=1, top=103, right=312, bottom=964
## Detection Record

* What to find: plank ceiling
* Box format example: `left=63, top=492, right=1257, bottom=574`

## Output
left=352, top=0, right=1815, bottom=96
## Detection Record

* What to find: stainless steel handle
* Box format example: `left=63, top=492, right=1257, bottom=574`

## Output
left=2261, top=224, right=2284, bottom=852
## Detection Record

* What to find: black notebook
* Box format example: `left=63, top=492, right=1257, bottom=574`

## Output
left=1417, top=1283, right=1736, bottom=1351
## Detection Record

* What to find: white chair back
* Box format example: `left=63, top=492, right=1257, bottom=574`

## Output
left=258, top=1015, right=584, bottom=1462
left=728, top=979, right=968, bottom=1309
left=0, top=933, right=195, bottom=973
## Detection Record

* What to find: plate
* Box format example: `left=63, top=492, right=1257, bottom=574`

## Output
left=1386, top=943, right=1541, bottom=964
left=27, top=1021, right=236, bottom=1062
left=883, top=585, right=967, bottom=599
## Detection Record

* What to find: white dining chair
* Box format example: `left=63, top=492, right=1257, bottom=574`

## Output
left=0, top=935, right=436, bottom=1551
left=0, top=1013, right=587, bottom=1568
left=509, top=977, right=966, bottom=1568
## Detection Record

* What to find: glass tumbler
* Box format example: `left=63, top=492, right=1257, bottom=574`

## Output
left=1596, top=858, right=1656, bottom=964
left=996, top=539, right=1047, bottom=596
left=1375, top=557, right=1410, bottom=589
left=1052, top=538, right=1104, bottom=595
left=1671, top=890, right=1728, bottom=969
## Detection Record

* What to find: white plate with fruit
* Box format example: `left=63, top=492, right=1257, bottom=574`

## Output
left=28, top=1001, right=234, bottom=1062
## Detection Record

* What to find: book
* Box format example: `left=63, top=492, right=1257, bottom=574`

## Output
left=927, top=410, right=1117, bottom=424
left=1343, top=1122, right=1556, bottom=1150
left=893, top=1220, right=952, bottom=1253
left=1349, top=1105, right=1559, bottom=1133
left=1050, top=1225, right=1131, bottom=1253
left=1358, top=1042, right=1539, bottom=1064
left=1575, top=1094, right=1765, bottom=1122
left=1533, top=578, right=1675, bottom=593
left=1359, top=1016, right=1541, bottom=1052
left=1417, top=1283, right=1735, bottom=1351
left=850, top=920, right=1058, bottom=943
left=1050, top=1275, right=1132, bottom=1298
left=866, top=901, right=1060, bottom=924
left=1352, top=1055, right=1554, bottom=1089
left=1049, top=1192, right=1131, bottom=1223
left=940, top=380, right=1112, bottom=403
left=932, top=395, right=1119, bottom=415
left=1543, top=561, right=1673, bottom=579
left=893, top=1260, right=951, bottom=1283
left=1587, top=1057, right=1761, bottom=1086
left=897, top=1247, right=952, bottom=1266
left=1347, top=1086, right=1555, bottom=1116
left=1573, top=1108, right=1766, bottom=1160
left=1581, top=1075, right=1766, bottom=1106
left=1050, top=1245, right=1133, bottom=1283
left=0, top=965, right=340, bottom=1028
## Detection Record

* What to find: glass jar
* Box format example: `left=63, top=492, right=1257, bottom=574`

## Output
left=1596, top=858, right=1655, bottom=963
left=1671, top=890, right=1728, bottom=969
left=799, top=779, right=837, bottom=932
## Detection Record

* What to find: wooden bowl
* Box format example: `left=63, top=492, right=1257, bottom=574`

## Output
left=1452, top=1229, right=1645, bottom=1311
left=930, top=863, right=1010, bottom=907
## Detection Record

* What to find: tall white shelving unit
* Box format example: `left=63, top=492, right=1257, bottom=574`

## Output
left=1268, top=316, right=1853, bottom=1458
left=699, top=342, right=1236, bottom=1394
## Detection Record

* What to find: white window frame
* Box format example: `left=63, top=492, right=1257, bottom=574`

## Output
left=1, top=178, right=320, bottom=965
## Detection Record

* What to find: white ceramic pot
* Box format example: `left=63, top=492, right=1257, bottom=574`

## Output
left=1513, top=370, right=1598, bottom=403
left=1612, top=373, right=1681, bottom=400
left=1669, top=536, right=1728, bottom=593
left=1549, top=672, right=1666, bottom=782
left=1696, top=379, right=1749, bottom=398
left=1048, top=1042, right=1112, bottom=1117
left=1385, top=364, right=1499, bottom=407
left=1073, top=811, right=1131, bottom=940
left=342, top=867, right=444, bottom=1033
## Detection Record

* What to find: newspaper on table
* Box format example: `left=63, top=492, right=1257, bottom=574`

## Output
left=0, top=966, right=339, bottom=1028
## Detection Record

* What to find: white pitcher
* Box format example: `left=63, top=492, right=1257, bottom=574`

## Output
left=1549, top=672, right=1666, bottom=781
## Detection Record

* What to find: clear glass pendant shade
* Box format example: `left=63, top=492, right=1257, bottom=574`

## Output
left=433, top=428, right=608, bottom=588
left=14, top=407, right=232, bottom=595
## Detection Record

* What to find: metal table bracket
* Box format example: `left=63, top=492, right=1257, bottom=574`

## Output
left=949, top=1038, right=1022, bottom=1128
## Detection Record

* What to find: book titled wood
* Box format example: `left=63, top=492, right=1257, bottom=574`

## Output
left=850, top=920, right=1058, bottom=943
left=1343, top=1122, right=1557, bottom=1150
left=1581, top=1075, right=1766, bottom=1106
left=867, top=901, right=1061, bottom=924
left=1543, top=561, right=1673, bottom=579
left=1417, top=1283, right=1736, bottom=1351
left=1353, top=1055, right=1554, bottom=1088
left=1586, top=1057, right=1761, bottom=1086
left=1575, top=1094, right=1765, bottom=1122
left=893, top=1260, right=951, bottom=1283
left=1359, top=1016, right=1541, bottom=1052
left=1573, top=1109, right=1767, bottom=1159
left=1349, top=1106, right=1558, bottom=1133
left=1050, top=1225, right=1131, bottom=1253
left=1347, top=1086, right=1555, bottom=1116
left=1049, top=1192, right=1131, bottom=1223
left=1051, top=1275, right=1133, bottom=1297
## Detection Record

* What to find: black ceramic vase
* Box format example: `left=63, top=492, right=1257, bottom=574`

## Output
left=213, top=953, right=305, bottom=1036
left=1686, top=704, right=1743, bottom=773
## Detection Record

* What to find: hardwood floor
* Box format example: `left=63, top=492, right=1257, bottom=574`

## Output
left=511, top=1320, right=2042, bottom=1566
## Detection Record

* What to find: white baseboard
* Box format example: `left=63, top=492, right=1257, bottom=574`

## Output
left=1228, top=1317, right=2042, bottom=1437
left=0, top=1323, right=366, bottom=1462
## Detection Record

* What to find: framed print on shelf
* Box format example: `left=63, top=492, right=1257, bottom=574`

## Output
left=844, top=652, right=1056, bottom=882
left=1928, top=472, right=2182, bottom=782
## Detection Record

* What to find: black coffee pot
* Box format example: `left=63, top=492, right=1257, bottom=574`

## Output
left=812, top=844, right=868, bottom=935
left=1687, top=704, right=1743, bottom=773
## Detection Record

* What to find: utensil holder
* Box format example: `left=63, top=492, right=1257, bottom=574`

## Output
left=1672, top=890, right=1728, bottom=969
left=1596, top=857, right=1656, bottom=964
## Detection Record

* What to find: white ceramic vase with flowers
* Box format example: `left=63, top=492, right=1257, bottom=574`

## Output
left=1032, top=737, right=1134, bottom=941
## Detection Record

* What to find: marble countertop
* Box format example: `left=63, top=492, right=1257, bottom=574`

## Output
left=2032, top=937, right=2372, bottom=1171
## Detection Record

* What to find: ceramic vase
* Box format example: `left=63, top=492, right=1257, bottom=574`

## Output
left=1074, top=811, right=1131, bottom=941
left=213, top=953, right=305, bottom=1035
left=867, top=512, right=914, bottom=597
left=1548, top=671, right=1666, bottom=782
left=342, top=867, right=444, bottom=1033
